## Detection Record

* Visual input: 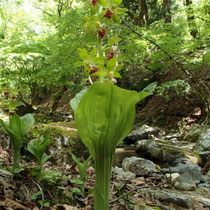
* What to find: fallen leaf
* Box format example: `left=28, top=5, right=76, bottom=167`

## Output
left=52, top=204, right=79, bottom=210
left=0, top=196, right=27, bottom=209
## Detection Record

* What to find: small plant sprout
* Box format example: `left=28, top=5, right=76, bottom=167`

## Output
left=70, top=152, right=91, bottom=196
left=0, top=113, right=35, bottom=173
left=27, top=134, right=52, bottom=171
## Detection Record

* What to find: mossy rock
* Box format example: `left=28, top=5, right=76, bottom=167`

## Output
left=34, top=112, right=52, bottom=124
left=136, top=140, right=200, bottom=165
left=182, top=125, right=209, bottom=142
left=30, top=121, right=88, bottom=166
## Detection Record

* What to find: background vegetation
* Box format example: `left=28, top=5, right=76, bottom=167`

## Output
left=0, top=0, right=209, bottom=125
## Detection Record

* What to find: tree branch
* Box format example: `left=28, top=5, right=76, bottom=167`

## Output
left=121, top=18, right=190, bottom=76
left=34, top=6, right=53, bottom=17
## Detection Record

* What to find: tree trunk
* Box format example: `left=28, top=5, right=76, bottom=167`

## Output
left=163, top=0, right=172, bottom=23
left=185, top=0, right=198, bottom=38
left=51, top=85, right=68, bottom=112
left=138, top=0, right=149, bottom=26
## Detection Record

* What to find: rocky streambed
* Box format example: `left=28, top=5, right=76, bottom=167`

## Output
left=1, top=119, right=209, bottom=209
left=112, top=124, right=210, bottom=209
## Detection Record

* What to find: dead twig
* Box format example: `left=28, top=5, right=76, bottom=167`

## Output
left=110, top=180, right=168, bottom=204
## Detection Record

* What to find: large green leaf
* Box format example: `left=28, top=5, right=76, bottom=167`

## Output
left=70, top=87, right=89, bottom=111
left=138, top=82, right=157, bottom=101
left=9, top=114, right=24, bottom=137
left=75, top=82, right=139, bottom=160
left=20, top=114, right=35, bottom=136
left=27, top=135, right=51, bottom=166
left=0, top=118, right=22, bottom=148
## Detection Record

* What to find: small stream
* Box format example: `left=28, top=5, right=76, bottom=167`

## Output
left=114, top=148, right=138, bottom=167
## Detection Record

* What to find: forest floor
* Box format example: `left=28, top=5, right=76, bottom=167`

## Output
left=0, top=93, right=209, bottom=210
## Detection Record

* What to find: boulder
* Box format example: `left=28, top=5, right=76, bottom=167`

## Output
left=138, top=188, right=210, bottom=209
left=182, top=124, right=209, bottom=142
left=112, top=166, right=136, bottom=180
left=174, top=182, right=196, bottom=191
left=194, top=127, right=210, bottom=163
left=165, top=133, right=181, bottom=141
left=124, top=124, right=159, bottom=144
left=139, top=189, right=193, bottom=209
left=31, top=122, right=88, bottom=166
left=122, top=156, right=160, bottom=176
left=162, top=162, right=202, bottom=185
left=166, top=173, right=180, bottom=184
left=135, top=139, right=199, bottom=164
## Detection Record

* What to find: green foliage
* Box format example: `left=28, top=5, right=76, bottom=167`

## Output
left=27, top=134, right=52, bottom=170
left=74, top=82, right=155, bottom=209
left=70, top=152, right=91, bottom=196
left=157, top=80, right=191, bottom=98
left=70, top=87, right=89, bottom=111
left=37, top=169, right=63, bottom=184
left=0, top=113, right=35, bottom=172
left=31, top=191, right=50, bottom=208
left=0, top=85, right=19, bottom=114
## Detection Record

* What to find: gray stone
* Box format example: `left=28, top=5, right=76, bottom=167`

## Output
left=40, top=122, right=88, bottom=166
left=112, top=166, right=136, bottom=180
left=165, top=133, right=181, bottom=140
left=162, top=162, right=202, bottom=185
left=174, top=182, right=196, bottom=191
left=194, top=128, right=210, bottom=163
left=165, top=135, right=174, bottom=140
left=122, top=156, right=160, bottom=176
left=139, top=188, right=210, bottom=209
left=135, top=139, right=193, bottom=164
left=170, top=138, right=178, bottom=143
left=144, top=189, right=193, bottom=208
left=182, top=124, right=205, bottom=142
left=124, top=124, right=159, bottom=144
left=197, top=183, right=210, bottom=189
left=166, top=173, right=180, bottom=184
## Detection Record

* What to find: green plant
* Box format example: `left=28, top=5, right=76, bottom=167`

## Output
left=70, top=152, right=91, bottom=196
left=27, top=134, right=52, bottom=171
left=37, top=169, right=63, bottom=184
left=72, top=82, right=156, bottom=210
left=0, top=113, right=35, bottom=173
left=70, top=1, right=157, bottom=209
left=31, top=191, right=50, bottom=208
left=157, top=80, right=191, bottom=101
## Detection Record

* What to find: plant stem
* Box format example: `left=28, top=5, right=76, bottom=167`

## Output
left=97, top=36, right=104, bottom=83
left=94, top=151, right=114, bottom=210
left=13, top=146, right=20, bottom=172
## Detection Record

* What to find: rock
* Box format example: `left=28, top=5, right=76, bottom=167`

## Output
left=136, top=187, right=210, bottom=209
left=170, top=138, right=178, bottom=143
left=182, top=124, right=208, bottom=142
left=197, top=183, right=210, bottom=189
left=166, top=173, right=180, bottom=184
left=124, top=124, right=159, bottom=144
left=198, top=175, right=210, bottom=189
left=165, top=133, right=181, bottom=140
left=114, top=148, right=137, bottom=167
left=194, top=127, right=210, bottom=163
left=139, top=189, right=193, bottom=209
left=156, top=190, right=193, bottom=208
left=162, top=162, right=202, bottom=185
left=174, top=182, right=196, bottom=191
left=112, top=166, right=136, bottom=180
left=31, top=122, right=88, bottom=166
left=135, top=139, right=199, bottom=164
left=130, top=177, right=145, bottom=186
left=122, top=156, right=160, bottom=176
